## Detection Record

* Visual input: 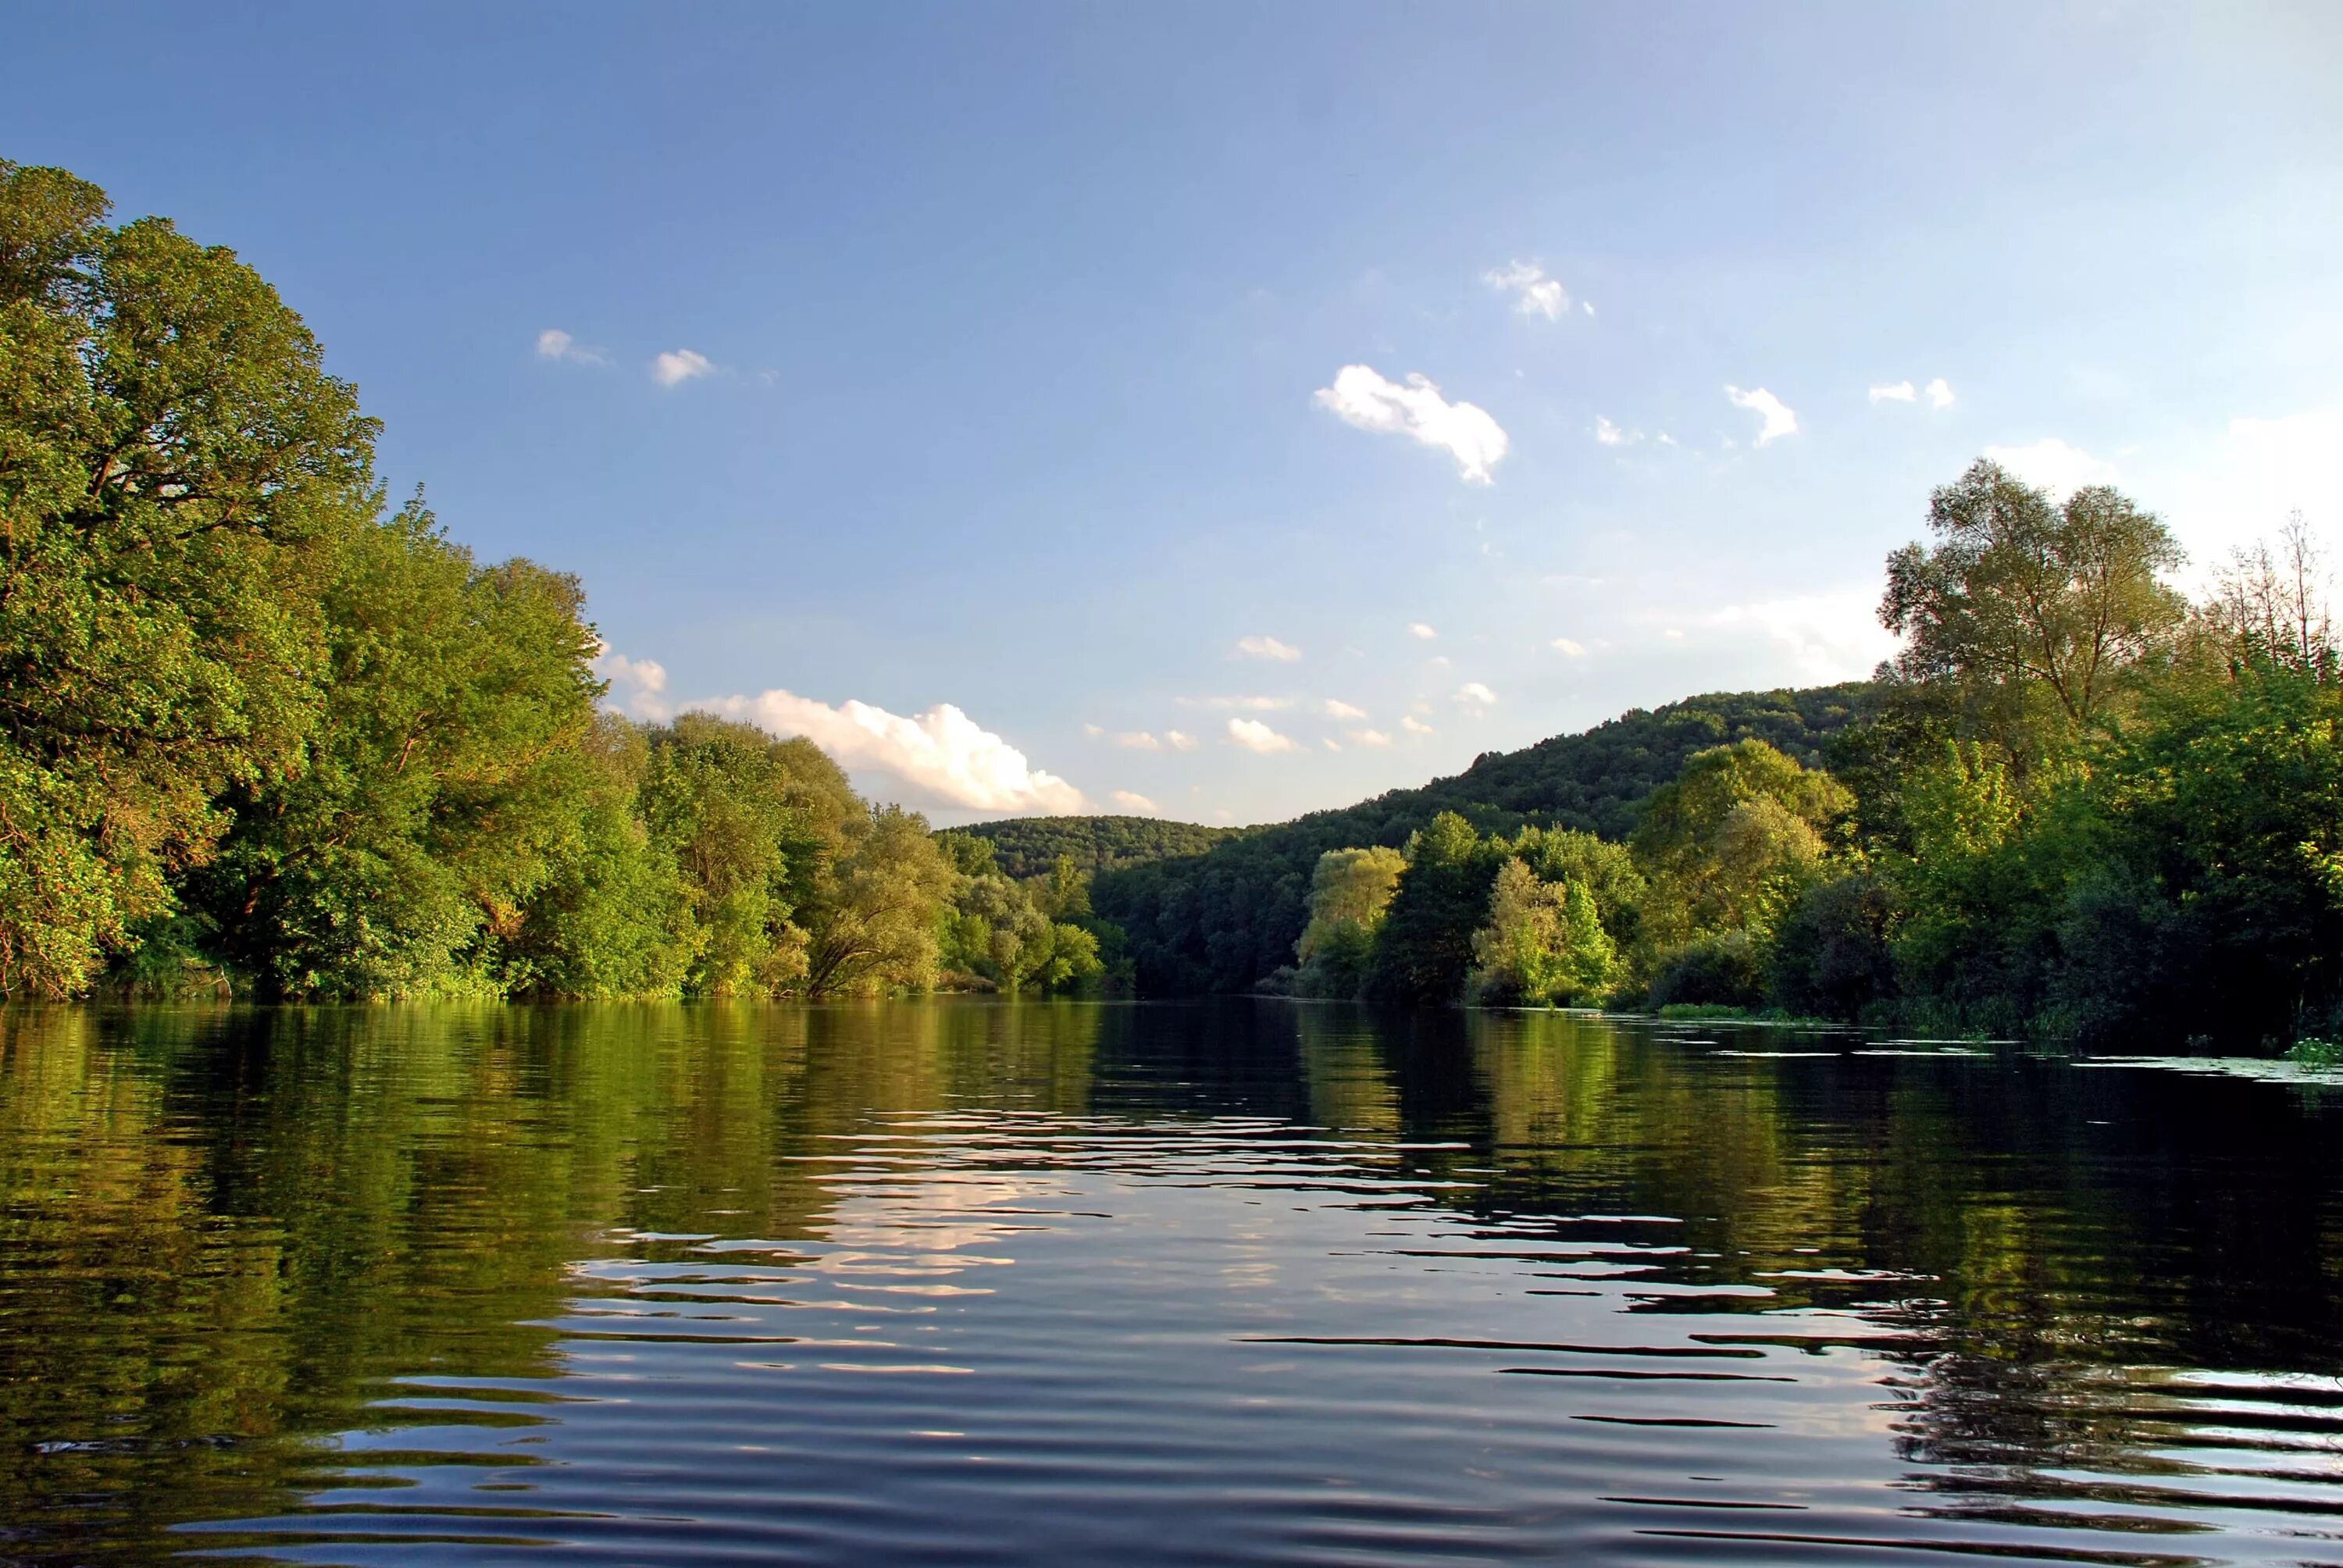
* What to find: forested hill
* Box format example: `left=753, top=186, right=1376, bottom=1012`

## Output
left=954, top=815, right=1246, bottom=878
left=1091, top=683, right=1874, bottom=995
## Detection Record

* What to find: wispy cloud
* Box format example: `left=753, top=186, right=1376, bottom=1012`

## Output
left=1226, top=717, right=1296, bottom=754
left=1165, top=729, right=1196, bottom=751
left=537, top=328, right=607, bottom=366
left=1551, top=637, right=1587, bottom=657
left=1926, top=377, right=1956, bottom=410
left=702, top=690, right=1086, bottom=814
left=1408, top=622, right=1437, bottom=640
left=1111, top=789, right=1160, bottom=814
left=651, top=348, right=714, bottom=388
left=1868, top=380, right=1917, bottom=404
left=1347, top=727, right=1392, bottom=747
left=1453, top=682, right=1496, bottom=709
left=1322, top=698, right=1368, bottom=720
left=1726, top=385, right=1799, bottom=446
left=1691, top=590, right=1902, bottom=682
left=1178, top=694, right=1293, bottom=711
left=1234, top=635, right=1301, bottom=662
left=1315, top=365, right=1509, bottom=485
left=1595, top=415, right=1642, bottom=447
left=1985, top=438, right=2117, bottom=500
left=1483, top=260, right=1569, bottom=322
left=1113, top=731, right=1163, bottom=750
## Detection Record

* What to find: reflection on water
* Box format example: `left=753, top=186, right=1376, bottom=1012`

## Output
left=3, top=1001, right=2341, bottom=1564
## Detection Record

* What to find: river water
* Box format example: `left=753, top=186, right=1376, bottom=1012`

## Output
left=4, top=1000, right=2341, bottom=1565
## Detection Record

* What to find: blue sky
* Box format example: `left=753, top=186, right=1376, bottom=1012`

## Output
left=10, top=3, right=2341, bottom=823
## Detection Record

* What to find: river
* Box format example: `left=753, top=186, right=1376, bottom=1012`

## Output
left=4, top=1000, right=2341, bottom=1564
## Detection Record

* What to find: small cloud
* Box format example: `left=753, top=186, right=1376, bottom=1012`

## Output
left=651, top=349, right=713, bottom=387
left=1725, top=385, right=1799, bottom=446
left=1347, top=728, right=1392, bottom=747
left=1551, top=637, right=1587, bottom=657
left=1657, top=431, right=1677, bottom=447
left=1226, top=717, right=1296, bottom=754
left=703, top=690, right=1085, bottom=815
left=1111, top=789, right=1160, bottom=814
left=1868, top=380, right=1917, bottom=404
left=1483, top=260, right=1569, bottom=322
left=1453, top=681, right=1496, bottom=708
left=1407, top=622, right=1437, bottom=640
left=1314, top=365, right=1510, bottom=485
left=1401, top=715, right=1434, bottom=735
left=1582, top=301, right=1595, bottom=316
left=1082, top=722, right=1104, bottom=737
left=1322, top=698, right=1368, bottom=720
left=1595, top=415, right=1639, bottom=447
left=1178, top=694, right=1293, bottom=711
left=1114, top=731, right=1162, bottom=751
left=1984, top=438, right=2117, bottom=501
left=1165, top=729, right=1196, bottom=751
left=1321, top=737, right=1343, bottom=752
left=1926, top=377, right=1956, bottom=410
left=537, top=328, right=607, bottom=366
left=591, top=648, right=672, bottom=721
left=1235, top=635, right=1302, bottom=662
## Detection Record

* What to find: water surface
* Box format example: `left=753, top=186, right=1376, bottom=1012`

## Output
left=5, top=1001, right=2341, bottom=1564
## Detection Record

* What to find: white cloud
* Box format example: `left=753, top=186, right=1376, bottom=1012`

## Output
left=1314, top=365, right=1510, bottom=485
left=1114, top=731, right=1162, bottom=751
left=1165, top=729, right=1196, bottom=751
left=1226, top=717, right=1296, bottom=754
left=651, top=348, right=713, bottom=387
left=591, top=649, right=672, bottom=720
left=1868, top=380, right=1917, bottom=404
left=1347, top=728, right=1392, bottom=747
left=1926, top=377, right=1956, bottom=410
left=1322, top=698, right=1368, bottom=720
left=1657, top=432, right=1677, bottom=447
left=1695, top=590, right=1902, bottom=682
left=1582, top=301, right=1595, bottom=316
left=1178, top=694, right=1293, bottom=711
left=1595, top=415, right=1639, bottom=447
left=1401, top=715, right=1434, bottom=735
left=537, top=328, right=606, bottom=366
left=1321, top=737, right=1343, bottom=752
left=705, top=690, right=1086, bottom=815
left=1111, top=789, right=1160, bottom=815
left=1408, top=622, right=1437, bottom=640
left=2149, top=407, right=2343, bottom=575
left=1082, top=722, right=1104, bottom=737
left=1235, top=635, right=1301, bottom=662
left=1725, top=385, right=1799, bottom=446
left=1483, top=260, right=1568, bottom=322
left=1453, top=681, right=1497, bottom=708
left=1551, top=637, right=1587, bottom=657
left=1984, top=438, right=2118, bottom=500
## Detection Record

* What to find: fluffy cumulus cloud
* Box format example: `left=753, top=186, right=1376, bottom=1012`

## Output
left=1483, top=260, right=1568, bottom=322
left=705, top=690, right=1086, bottom=815
left=1926, top=377, right=1956, bottom=410
left=1165, top=729, right=1196, bottom=751
left=1870, top=377, right=1955, bottom=409
left=1347, top=727, right=1392, bottom=747
left=1595, top=415, right=1639, bottom=447
left=1725, top=385, right=1799, bottom=446
left=1225, top=717, right=1296, bottom=754
left=1113, top=731, right=1162, bottom=750
left=1868, top=380, right=1916, bottom=404
left=1314, top=365, right=1509, bottom=485
left=651, top=348, right=713, bottom=387
left=1408, top=622, right=1437, bottom=640
left=1322, top=698, right=1368, bottom=720
left=591, top=648, right=672, bottom=720
left=537, top=328, right=606, bottom=366
left=1693, top=591, right=1901, bottom=682
left=1984, top=438, right=2118, bottom=500
left=1401, top=715, right=1434, bottom=735
left=1111, top=789, right=1160, bottom=814
left=1453, top=681, right=1496, bottom=709
left=1235, top=635, right=1301, bottom=662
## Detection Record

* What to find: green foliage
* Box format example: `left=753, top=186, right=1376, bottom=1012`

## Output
left=1364, top=813, right=1502, bottom=1005
left=1647, top=931, right=1767, bottom=1011
left=1097, top=686, right=1868, bottom=995
left=1467, top=859, right=1618, bottom=1007
left=950, top=815, right=1243, bottom=878
left=1632, top=739, right=1850, bottom=950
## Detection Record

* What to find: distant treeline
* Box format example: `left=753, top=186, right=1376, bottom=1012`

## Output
left=5, top=159, right=2338, bottom=1047
left=953, top=815, right=1244, bottom=879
